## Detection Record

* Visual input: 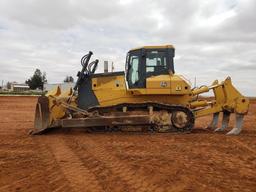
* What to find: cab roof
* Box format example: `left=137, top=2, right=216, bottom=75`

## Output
left=129, top=45, right=175, bottom=51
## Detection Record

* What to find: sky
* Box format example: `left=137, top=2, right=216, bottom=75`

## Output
left=0, top=0, right=255, bottom=96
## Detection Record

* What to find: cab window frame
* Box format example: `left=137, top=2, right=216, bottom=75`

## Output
left=126, top=48, right=175, bottom=89
left=126, top=50, right=144, bottom=89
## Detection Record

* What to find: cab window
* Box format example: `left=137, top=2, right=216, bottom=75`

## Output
left=146, top=51, right=167, bottom=76
left=127, top=52, right=141, bottom=88
left=129, top=55, right=139, bottom=85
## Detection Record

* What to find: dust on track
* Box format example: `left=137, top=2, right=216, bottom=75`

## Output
left=0, top=96, right=255, bottom=192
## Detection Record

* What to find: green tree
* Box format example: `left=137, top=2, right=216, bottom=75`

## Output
left=63, top=76, right=74, bottom=83
left=26, top=69, right=47, bottom=90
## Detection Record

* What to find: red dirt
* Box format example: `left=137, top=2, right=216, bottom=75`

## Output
left=0, top=96, right=255, bottom=192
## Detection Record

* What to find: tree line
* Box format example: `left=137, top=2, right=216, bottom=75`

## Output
left=5, top=69, right=74, bottom=90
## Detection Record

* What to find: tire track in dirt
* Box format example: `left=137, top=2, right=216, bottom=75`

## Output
left=66, top=142, right=134, bottom=192
left=37, top=142, right=72, bottom=192
left=0, top=172, right=38, bottom=192
left=105, top=137, right=229, bottom=192
left=0, top=134, right=71, bottom=192
left=69, top=135, right=165, bottom=192
left=231, top=138, right=256, bottom=157
left=106, top=139, right=212, bottom=192
left=44, top=136, right=103, bottom=192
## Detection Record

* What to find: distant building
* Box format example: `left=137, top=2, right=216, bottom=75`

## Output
left=10, top=83, right=30, bottom=92
left=44, top=82, right=75, bottom=92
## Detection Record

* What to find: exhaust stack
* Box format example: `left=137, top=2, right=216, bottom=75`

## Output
left=104, top=61, right=108, bottom=73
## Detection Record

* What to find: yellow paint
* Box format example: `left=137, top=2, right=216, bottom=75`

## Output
left=47, top=86, right=74, bottom=123
left=192, top=86, right=209, bottom=95
left=194, top=77, right=249, bottom=117
left=92, top=74, right=192, bottom=107
left=190, top=100, right=208, bottom=108
left=130, top=45, right=174, bottom=51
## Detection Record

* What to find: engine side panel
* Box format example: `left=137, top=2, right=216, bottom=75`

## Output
left=90, top=73, right=192, bottom=107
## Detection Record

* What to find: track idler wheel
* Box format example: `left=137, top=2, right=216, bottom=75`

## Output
left=171, top=111, right=188, bottom=128
left=171, top=109, right=194, bottom=132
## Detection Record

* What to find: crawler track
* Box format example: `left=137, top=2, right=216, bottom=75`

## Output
left=87, top=102, right=195, bottom=132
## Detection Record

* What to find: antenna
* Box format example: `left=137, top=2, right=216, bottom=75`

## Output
left=111, top=62, right=114, bottom=72
left=194, top=76, right=197, bottom=88
left=104, top=61, right=108, bottom=73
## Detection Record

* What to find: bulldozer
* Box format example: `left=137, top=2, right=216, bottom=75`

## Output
left=32, top=45, right=249, bottom=135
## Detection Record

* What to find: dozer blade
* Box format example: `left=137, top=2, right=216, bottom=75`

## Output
left=30, top=96, right=51, bottom=135
left=226, top=114, right=244, bottom=135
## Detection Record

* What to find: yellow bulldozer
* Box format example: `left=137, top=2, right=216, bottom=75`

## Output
left=32, top=45, right=249, bottom=135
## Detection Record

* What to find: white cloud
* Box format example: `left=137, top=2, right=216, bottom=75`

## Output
left=0, top=0, right=255, bottom=96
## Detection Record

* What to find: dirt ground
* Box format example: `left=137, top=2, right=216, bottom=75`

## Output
left=0, top=96, right=255, bottom=192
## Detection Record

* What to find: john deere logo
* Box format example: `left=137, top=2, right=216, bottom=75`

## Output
left=160, top=81, right=167, bottom=87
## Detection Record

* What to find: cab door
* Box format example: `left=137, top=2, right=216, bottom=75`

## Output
left=126, top=50, right=145, bottom=88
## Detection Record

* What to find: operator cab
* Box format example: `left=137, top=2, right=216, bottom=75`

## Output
left=126, top=45, right=175, bottom=89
